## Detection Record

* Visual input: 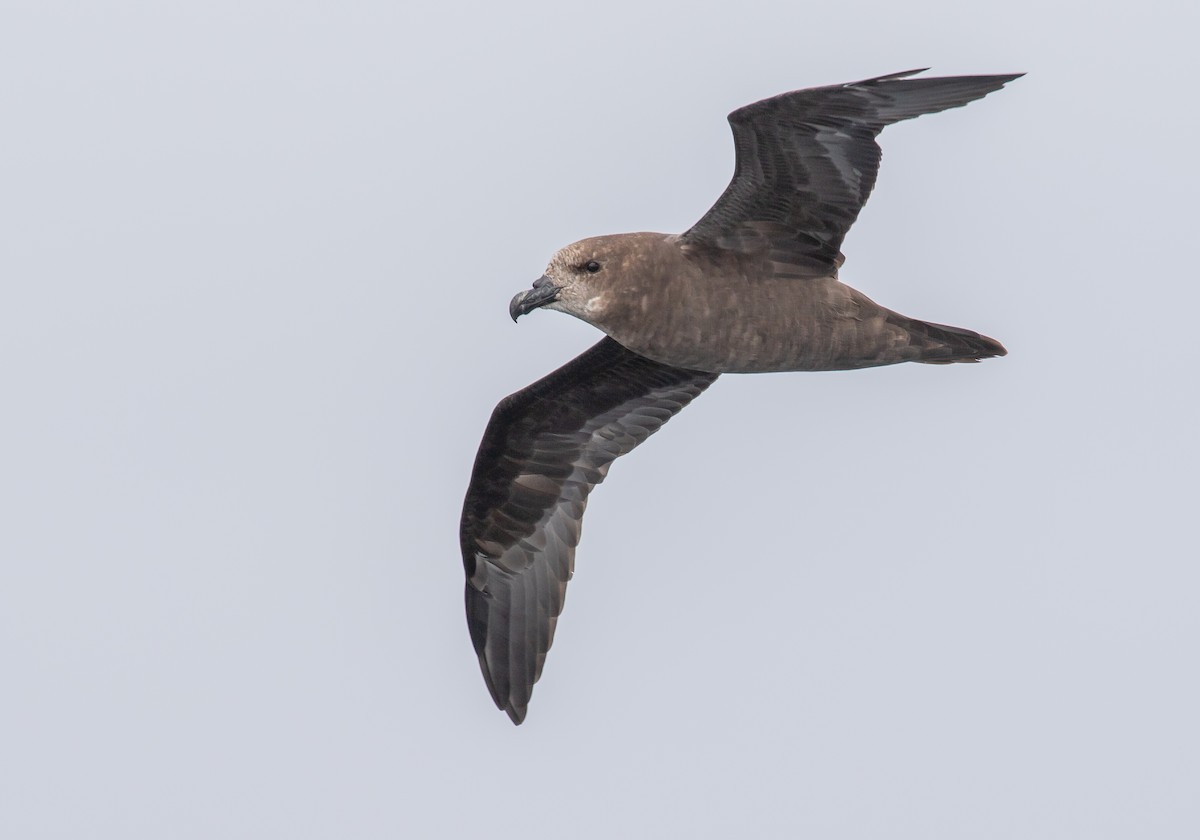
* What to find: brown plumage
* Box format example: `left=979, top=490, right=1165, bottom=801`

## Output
left=462, top=69, right=1019, bottom=723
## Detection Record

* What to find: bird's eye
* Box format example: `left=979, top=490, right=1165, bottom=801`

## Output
left=584, top=260, right=601, bottom=274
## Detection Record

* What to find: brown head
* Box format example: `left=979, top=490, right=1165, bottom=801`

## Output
left=508, top=233, right=678, bottom=330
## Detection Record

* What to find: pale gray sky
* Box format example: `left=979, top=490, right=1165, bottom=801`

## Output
left=3, top=1, right=1197, bottom=837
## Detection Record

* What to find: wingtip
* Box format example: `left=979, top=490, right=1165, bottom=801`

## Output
left=480, top=662, right=529, bottom=724
left=476, top=648, right=530, bottom=724
left=854, top=68, right=930, bottom=86
left=861, top=68, right=1025, bottom=89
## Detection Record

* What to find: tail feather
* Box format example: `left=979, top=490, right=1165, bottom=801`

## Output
left=890, top=314, right=1008, bottom=364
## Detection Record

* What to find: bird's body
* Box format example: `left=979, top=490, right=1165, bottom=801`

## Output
left=461, top=69, right=1020, bottom=723
left=536, top=232, right=1004, bottom=372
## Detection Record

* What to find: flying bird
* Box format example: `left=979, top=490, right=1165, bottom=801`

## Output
left=460, top=69, right=1020, bottom=724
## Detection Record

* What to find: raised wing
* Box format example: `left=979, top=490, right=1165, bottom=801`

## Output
left=681, top=69, right=1022, bottom=276
left=460, top=338, right=718, bottom=723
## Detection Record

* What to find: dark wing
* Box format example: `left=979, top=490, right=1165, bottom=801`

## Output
left=681, top=69, right=1022, bottom=276
left=460, top=337, right=718, bottom=724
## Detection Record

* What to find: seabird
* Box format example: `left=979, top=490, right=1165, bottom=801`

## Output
left=460, top=69, right=1020, bottom=724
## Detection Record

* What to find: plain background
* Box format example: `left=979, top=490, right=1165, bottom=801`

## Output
left=3, top=1, right=1197, bottom=837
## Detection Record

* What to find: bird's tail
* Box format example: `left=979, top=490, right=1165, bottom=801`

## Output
left=889, top=312, right=1008, bottom=364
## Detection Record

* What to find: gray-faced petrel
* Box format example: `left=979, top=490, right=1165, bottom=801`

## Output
left=461, top=69, right=1020, bottom=724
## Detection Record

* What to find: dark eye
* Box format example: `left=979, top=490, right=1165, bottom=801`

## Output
left=584, top=260, right=601, bottom=274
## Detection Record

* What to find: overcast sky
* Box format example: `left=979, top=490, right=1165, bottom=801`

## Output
left=3, top=1, right=1197, bottom=837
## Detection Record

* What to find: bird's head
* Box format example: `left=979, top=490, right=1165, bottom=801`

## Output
left=509, top=233, right=671, bottom=325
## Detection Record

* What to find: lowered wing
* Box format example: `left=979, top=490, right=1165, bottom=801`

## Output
left=460, top=338, right=718, bottom=723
